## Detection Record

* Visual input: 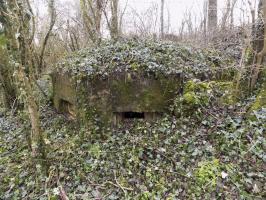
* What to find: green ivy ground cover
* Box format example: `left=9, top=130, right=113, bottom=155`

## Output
left=0, top=99, right=265, bottom=199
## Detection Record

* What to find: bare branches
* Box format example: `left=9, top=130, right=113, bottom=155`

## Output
left=221, top=0, right=232, bottom=29
left=80, top=0, right=104, bottom=43
left=128, top=3, right=159, bottom=38
left=103, top=0, right=121, bottom=40
left=221, top=0, right=238, bottom=29
left=25, top=0, right=35, bottom=44
left=248, top=0, right=256, bottom=25
left=39, top=0, right=56, bottom=72
left=118, top=0, right=128, bottom=34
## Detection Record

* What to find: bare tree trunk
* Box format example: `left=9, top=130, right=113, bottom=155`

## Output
left=110, top=0, right=119, bottom=40
left=221, top=0, right=231, bottom=29
left=203, top=0, right=208, bottom=40
left=96, top=0, right=103, bottom=34
left=118, top=0, right=128, bottom=36
left=230, top=0, right=237, bottom=27
left=252, top=0, right=264, bottom=53
left=208, top=0, right=217, bottom=33
left=251, top=0, right=266, bottom=89
left=2, top=0, right=56, bottom=173
left=166, top=7, right=170, bottom=34
left=104, top=0, right=121, bottom=40
left=80, top=0, right=104, bottom=43
left=17, top=65, right=47, bottom=171
left=160, top=0, right=165, bottom=39
left=14, top=14, right=48, bottom=174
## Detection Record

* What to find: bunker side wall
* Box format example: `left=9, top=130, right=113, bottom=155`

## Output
left=52, top=72, right=77, bottom=111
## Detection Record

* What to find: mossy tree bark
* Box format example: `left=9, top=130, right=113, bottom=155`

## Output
left=0, top=3, right=18, bottom=110
left=17, top=64, right=47, bottom=171
left=2, top=0, right=55, bottom=174
left=0, top=66, right=17, bottom=110
left=14, top=0, right=48, bottom=173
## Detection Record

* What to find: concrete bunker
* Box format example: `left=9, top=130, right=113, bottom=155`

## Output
left=52, top=39, right=231, bottom=126
left=52, top=71, right=182, bottom=125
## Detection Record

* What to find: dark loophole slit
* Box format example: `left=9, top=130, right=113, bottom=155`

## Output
left=123, top=112, right=145, bottom=119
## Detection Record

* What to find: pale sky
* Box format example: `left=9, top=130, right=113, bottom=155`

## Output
left=36, top=0, right=258, bottom=35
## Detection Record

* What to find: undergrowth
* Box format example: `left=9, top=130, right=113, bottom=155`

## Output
left=0, top=98, right=265, bottom=199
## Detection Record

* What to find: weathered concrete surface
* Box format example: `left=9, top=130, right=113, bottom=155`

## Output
left=52, top=71, right=182, bottom=124
left=52, top=72, right=77, bottom=115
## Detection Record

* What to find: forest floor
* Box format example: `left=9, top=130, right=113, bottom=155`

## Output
left=0, top=95, right=265, bottom=199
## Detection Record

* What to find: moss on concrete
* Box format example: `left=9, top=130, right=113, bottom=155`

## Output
left=183, top=92, right=198, bottom=104
left=249, top=81, right=266, bottom=111
left=174, top=80, right=236, bottom=117
left=52, top=70, right=181, bottom=126
left=184, top=80, right=210, bottom=94
left=111, top=73, right=180, bottom=112
left=209, top=81, right=235, bottom=105
left=183, top=80, right=211, bottom=107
